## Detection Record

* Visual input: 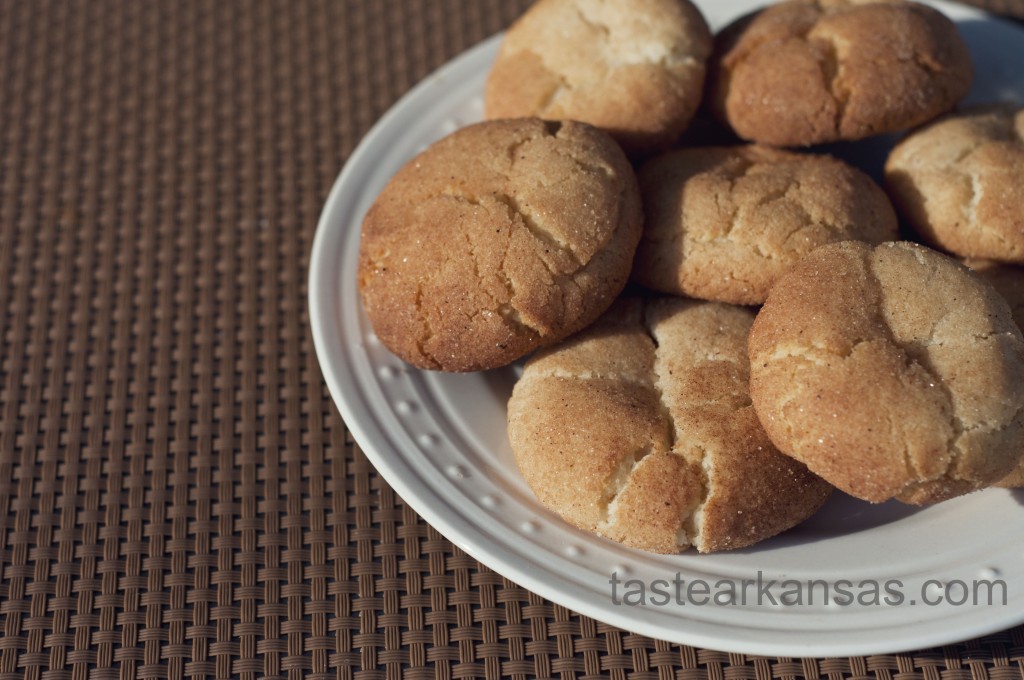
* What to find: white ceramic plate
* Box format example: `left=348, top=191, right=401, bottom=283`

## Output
left=310, top=0, right=1024, bottom=657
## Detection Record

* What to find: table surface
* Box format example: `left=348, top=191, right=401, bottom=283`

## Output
left=2, top=1, right=1024, bottom=679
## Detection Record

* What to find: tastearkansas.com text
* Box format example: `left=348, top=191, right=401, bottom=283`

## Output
left=609, top=571, right=1007, bottom=607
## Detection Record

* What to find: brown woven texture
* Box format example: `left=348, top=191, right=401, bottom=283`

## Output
left=0, top=1, right=1023, bottom=679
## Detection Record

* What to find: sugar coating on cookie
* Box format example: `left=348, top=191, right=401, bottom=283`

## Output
left=508, top=296, right=831, bottom=554
left=358, top=119, right=643, bottom=372
left=485, top=0, right=712, bottom=156
left=967, top=259, right=1024, bottom=336
left=886, top=105, right=1024, bottom=263
left=633, top=145, right=898, bottom=305
left=965, top=259, right=1024, bottom=488
left=749, top=241, right=1024, bottom=505
left=709, top=0, right=973, bottom=147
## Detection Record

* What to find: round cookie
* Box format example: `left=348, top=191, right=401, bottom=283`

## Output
left=633, top=145, right=899, bottom=305
left=885, top=105, right=1024, bottom=263
left=358, top=118, right=643, bottom=372
left=748, top=241, right=1024, bottom=505
left=964, top=259, right=1024, bottom=488
left=709, top=0, right=973, bottom=147
left=485, top=0, right=712, bottom=157
left=507, top=295, right=832, bottom=554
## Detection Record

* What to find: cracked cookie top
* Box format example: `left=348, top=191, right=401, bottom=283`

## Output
left=964, top=259, right=1024, bottom=489
left=708, top=0, right=973, bottom=147
left=357, top=118, right=643, bottom=372
left=632, top=145, right=899, bottom=305
left=748, top=241, right=1024, bottom=505
left=885, top=104, right=1024, bottom=263
left=507, top=295, right=831, bottom=554
left=484, top=0, right=712, bottom=157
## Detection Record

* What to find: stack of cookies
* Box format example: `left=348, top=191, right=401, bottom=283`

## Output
left=357, top=0, right=1024, bottom=554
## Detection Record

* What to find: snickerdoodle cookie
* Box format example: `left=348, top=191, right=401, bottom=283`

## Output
left=709, top=0, right=973, bottom=147
left=485, top=0, right=712, bottom=156
left=358, top=118, right=643, bottom=372
left=507, top=296, right=831, bottom=554
left=633, top=145, right=898, bottom=305
left=965, top=259, right=1024, bottom=488
left=748, top=241, right=1024, bottom=505
left=885, top=105, right=1024, bottom=263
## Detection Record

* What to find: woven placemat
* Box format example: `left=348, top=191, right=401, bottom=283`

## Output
left=1, top=1, right=1023, bottom=679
